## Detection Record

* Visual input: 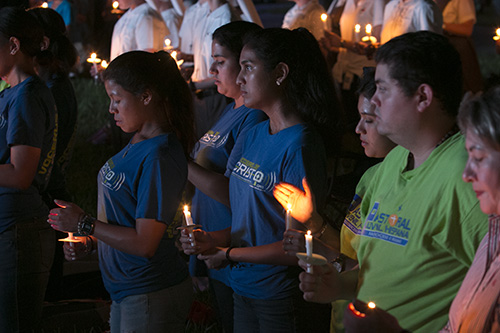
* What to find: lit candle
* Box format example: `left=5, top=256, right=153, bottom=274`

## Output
left=367, top=301, right=376, bottom=309
left=183, top=205, right=196, bottom=247
left=365, top=24, right=372, bottom=36
left=305, top=230, right=313, bottom=257
left=164, top=38, right=174, bottom=52
left=354, top=24, right=361, bottom=42
left=321, top=13, right=328, bottom=31
left=113, top=1, right=119, bottom=9
left=87, top=52, right=101, bottom=73
left=494, top=28, right=500, bottom=41
left=361, top=24, right=377, bottom=44
left=183, top=205, right=194, bottom=226
left=41, top=2, right=48, bottom=8
left=286, top=203, right=292, bottom=230
left=111, top=1, right=122, bottom=14
left=101, top=60, right=109, bottom=69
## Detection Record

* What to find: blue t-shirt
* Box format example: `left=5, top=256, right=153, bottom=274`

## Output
left=190, top=102, right=267, bottom=284
left=226, top=120, right=327, bottom=300
left=0, top=76, right=57, bottom=232
left=97, top=133, right=189, bottom=302
left=49, top=0, right=72, bottom=26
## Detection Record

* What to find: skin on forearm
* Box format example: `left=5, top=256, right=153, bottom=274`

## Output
left=92, top=218, right=166, bottom=258
left=229, top=241, right=299, bottom=266
left=444, top=20, right=474, bottom=37
left=0, top=145, right=40, bottom=189
left=188, top=161, right=230, bottom=206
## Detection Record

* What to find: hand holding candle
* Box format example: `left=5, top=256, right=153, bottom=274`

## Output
left=183, top=205, right=197, bottom=246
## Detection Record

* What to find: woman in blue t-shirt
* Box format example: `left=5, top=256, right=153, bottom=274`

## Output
left=0, top=7, right=58, bottom=332
left=48, top=51, right=195, bottom=332
left=182, top=28, right=341, bottom=332
left=187, top=21, right=266, bottom=333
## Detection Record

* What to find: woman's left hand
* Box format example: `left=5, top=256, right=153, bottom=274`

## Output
left=198, top=247, right=228, bottom=270
left=273, top=178, right=315, bottom=223
left=47, top=199, right=84, bottom=233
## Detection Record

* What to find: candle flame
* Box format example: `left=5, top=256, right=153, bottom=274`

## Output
left=171, top=51, right=177, bottom=60
left=113, top=1, right=119, bottom=9
left=368, top=302, right=376, bottom=309
left=165, top=38, right=171, bottom=47
left=184, top=205, right=189, bottom=212
left=287, top=203, right=292, bottom=211
left=90, top=53, right=96, bottom=60
left=365, top=24, right=372, bottom=34
left=495, top=28, right=500, bottom=41
left=496, top=28, right=500, bottom=36
left=321, top=13, right=328, bottom=22
left=42, top=2, right=48, bottom=8
left=355, top=24, right=361, bottom=33
left=307, top=230, right=311, bottom=236
left=101, top=60, right=109, bottom=69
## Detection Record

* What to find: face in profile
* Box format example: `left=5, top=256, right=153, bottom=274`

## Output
left=355, top=95, right=396, bottom=158
left=209, top=41, right=241, bottom=100
left=463, top=130, right=500, bottom=215
left=236, top=46, right=279, bottom=111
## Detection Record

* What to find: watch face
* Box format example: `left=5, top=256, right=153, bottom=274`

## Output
left=333, top=261, right=343, bottom=273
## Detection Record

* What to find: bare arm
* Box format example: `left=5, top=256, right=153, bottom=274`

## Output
left=188, top=161, right=230, bottom=206
left=0, top=145, right=40, bottom=189
left=444, top=19, right=475, bottom=37
left=49, top=200, right=167, bottom=258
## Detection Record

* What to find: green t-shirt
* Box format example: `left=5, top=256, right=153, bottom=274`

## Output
left=341, top=163, right=381, bottom=260
left=356, top=132, right=488, bottom=332
left=0, top=80, right=9, bottom=93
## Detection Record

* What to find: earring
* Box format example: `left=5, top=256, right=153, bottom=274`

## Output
left=276, top=80, right=281, bottom=86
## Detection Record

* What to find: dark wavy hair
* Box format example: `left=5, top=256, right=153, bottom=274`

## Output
left=375, top=31, right=462, bottom=117
left=0, top=7, right=43, bottom=57
left=28, top=7, right=77, bottom=75
left=243, top=28, right=342, bottom=155
left=103, top=51, right=195, bottom=157
left=357, top=67, right=376, bottom=99
left=212, top=21, right=262, bottom=61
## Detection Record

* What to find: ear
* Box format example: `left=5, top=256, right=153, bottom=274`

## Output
left=141, top=90, right=153, bottom=106
left=415, top=83, right=433, bottom=113
left=40, top=36, right=50, bottom=51
left=9, top=37, right=21, bottom=56
left=274, top=62, right=289, bottom=86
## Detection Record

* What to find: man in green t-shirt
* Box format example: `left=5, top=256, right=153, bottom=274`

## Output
left=299, top=31, right=487, bottom=332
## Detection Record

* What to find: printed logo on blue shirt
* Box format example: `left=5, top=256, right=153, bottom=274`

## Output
left=0, top=114, right=5, bottom=129
left=100, top=159, right=125, bottom=191
left=199, top=130, right=228, bottom=148
left=361, top=201, right=411, bottom=246
left=232, top=157, right=276, bottom=192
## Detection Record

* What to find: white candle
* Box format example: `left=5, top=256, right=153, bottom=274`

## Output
left=183, top=205, right=194, bottom=226
left=305, top=230, right=313, bottom=257
left=321, top=13, right=328, bottom=31
left=354, top=24, right=361, bottom=42
left=286, top=203, right=292, bottom=230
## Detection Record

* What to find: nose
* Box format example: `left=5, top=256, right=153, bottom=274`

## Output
left=209, top=61, right=217, bottom=75
left=355, top=119, right=366, bottom=135
left=109, top=101, right=116, bottom=114
left=371, top=92, right=381, bottom=108
left=462, top=160, right=475, bottom=183
left=236, top=68, right=244, bottom=86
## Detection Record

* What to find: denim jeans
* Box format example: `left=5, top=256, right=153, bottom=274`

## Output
left=110, top=276, right=193, bottom=333
left=233, top=289, right=332, bottom=333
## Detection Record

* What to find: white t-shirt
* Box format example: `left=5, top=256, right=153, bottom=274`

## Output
left=161, top=8, right=183, bottom=49
left=179, top=2, right=210, bottom=54
left=282, top=0, right=327, bottom=40
left=110, top=3, right=170, bottom=61
left=442, top=0, right=476, bottom=24
left=381, top=0, right=442, bottom=44
left=191, top=3, right=233, bottom=81
left=332, top=0, right=385, bottom=84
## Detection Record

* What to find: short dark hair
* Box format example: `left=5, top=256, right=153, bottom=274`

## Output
left=103, top=51, right=195, bottom=156
left=212, top=21, right=262, bottom=62
left=357, top=67, right=376, bottom=99
left=375, top=31, right=462, bottom=116
left=0, top=7, right=43, bottom=57
left=458, top=86, right=500, bottom=150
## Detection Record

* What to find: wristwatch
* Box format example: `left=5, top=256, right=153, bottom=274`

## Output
left=332, top=254, right=346, bottom=273
left=78, top=213, right=96, bottom=236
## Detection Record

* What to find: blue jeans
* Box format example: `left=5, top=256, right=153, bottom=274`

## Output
left=233, top=290, right=331, bottom=333
left=110, top=276, right=193, bottom=333
left=0, top=226, right=17, bottom=332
